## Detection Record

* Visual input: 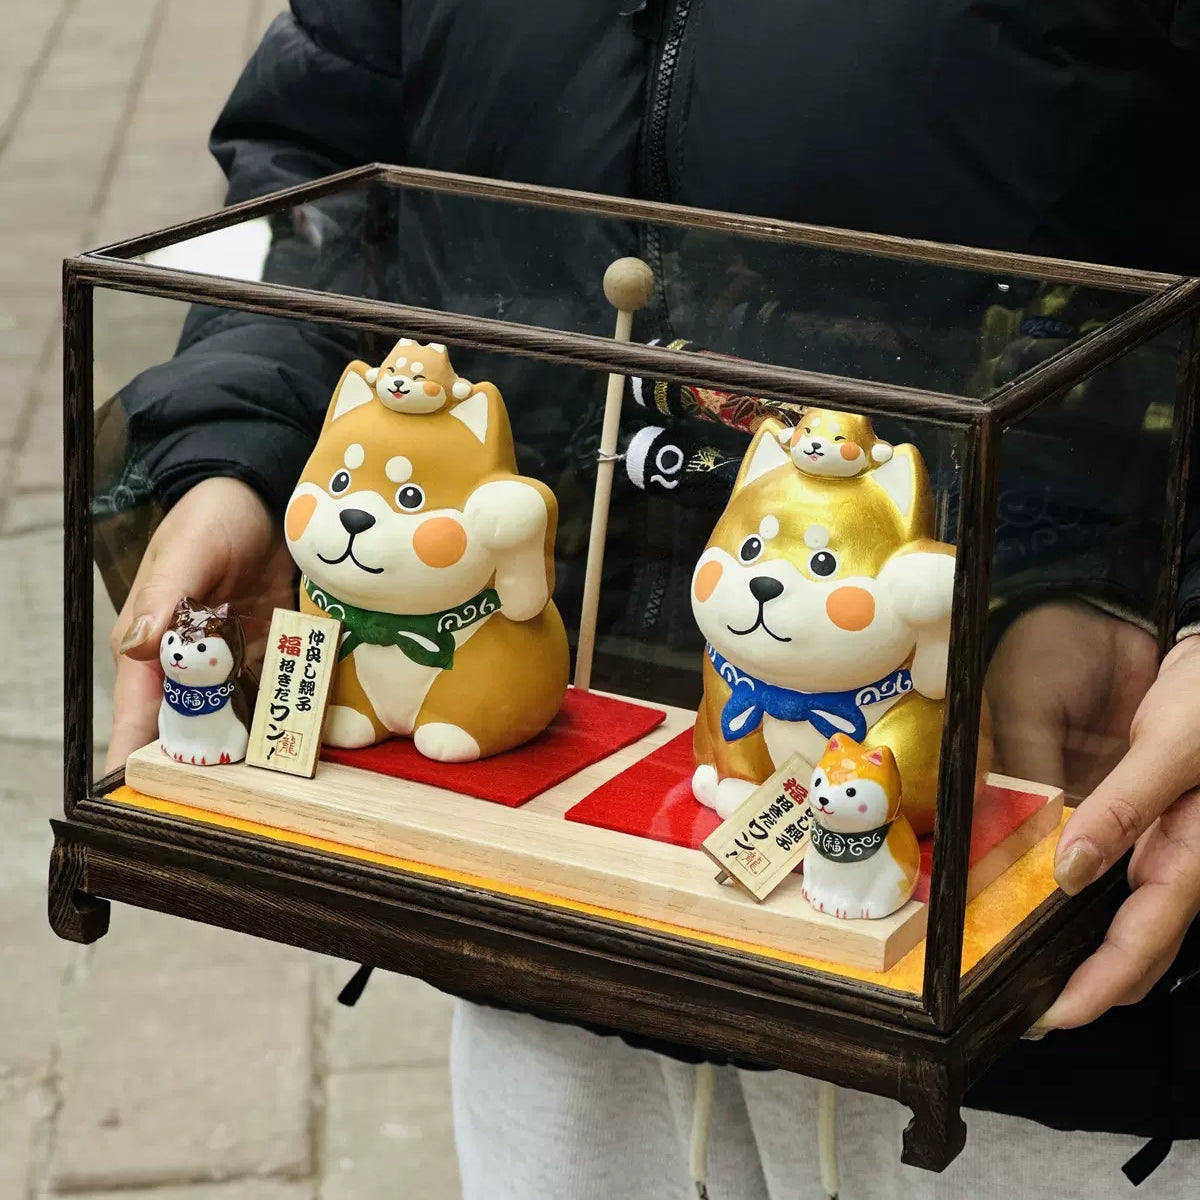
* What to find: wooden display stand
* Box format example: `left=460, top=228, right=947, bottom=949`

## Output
left=122, top=702, right=1063, bottom=974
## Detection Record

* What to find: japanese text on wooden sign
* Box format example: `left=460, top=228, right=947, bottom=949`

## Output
left=700, top=753, right=815, bottom=902
left=247, top=608, right=341, bottom=778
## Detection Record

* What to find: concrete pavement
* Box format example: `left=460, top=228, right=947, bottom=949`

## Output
left=0, top=3, right=460, bottom=1196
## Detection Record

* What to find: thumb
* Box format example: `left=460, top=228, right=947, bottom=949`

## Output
left=1054, top=728, right=1196, bottom=896
left=112, top=536, right=226, bottom=663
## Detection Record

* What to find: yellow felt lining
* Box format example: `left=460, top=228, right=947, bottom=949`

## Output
left=105, top=785, right=1066, bottom=995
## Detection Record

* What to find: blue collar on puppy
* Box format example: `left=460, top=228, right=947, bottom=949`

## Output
left=705, top=644, right=913, bottom=743
left=163, top=677, right=235, bottom=717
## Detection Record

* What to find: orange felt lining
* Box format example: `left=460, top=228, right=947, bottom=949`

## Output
left=104, top=784, right=1066, bottom=995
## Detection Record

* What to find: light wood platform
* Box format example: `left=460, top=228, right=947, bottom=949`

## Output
left=125, top=701, right=1062, bottom=972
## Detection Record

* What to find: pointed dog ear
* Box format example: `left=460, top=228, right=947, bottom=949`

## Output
left=733, top=418, right=791, bottom=493
left=827, top=733, right=845, bottom=754
left=865, top=748, right=885, bottom=766
left=449, top=382, right=516, bottom=468
left=866, top=444, right=933, bottom=541
left=324, top=362, right=376, bottom=427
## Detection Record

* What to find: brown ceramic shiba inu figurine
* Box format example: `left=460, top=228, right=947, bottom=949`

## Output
left=691, top=414, right=989, bottom=834
left=285, top=340, right=569, bottom=762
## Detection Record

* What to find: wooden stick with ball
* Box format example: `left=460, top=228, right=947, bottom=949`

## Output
left=572, top=257, right=655, bottom=693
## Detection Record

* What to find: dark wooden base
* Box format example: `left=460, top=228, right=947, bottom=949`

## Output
left=50, top=791, right=1123, bottom=1173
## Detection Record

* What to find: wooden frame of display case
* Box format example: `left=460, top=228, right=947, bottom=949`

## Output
left=51, top=164, right=1200, bottom=1170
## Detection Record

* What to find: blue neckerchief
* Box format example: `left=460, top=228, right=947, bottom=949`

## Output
left=706, top=644, right=913, bottom=743
left=162, top=677, right=235, bottom=717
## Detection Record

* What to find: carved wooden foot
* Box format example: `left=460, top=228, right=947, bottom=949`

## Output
left=48, top=840, right=110, bottom=944
left=899, top=1057, right=967, bottom=1171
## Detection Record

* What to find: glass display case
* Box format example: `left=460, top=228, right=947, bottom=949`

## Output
left=52, top=164, right=1200, bottom=1171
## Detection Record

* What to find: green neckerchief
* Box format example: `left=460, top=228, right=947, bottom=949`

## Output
left=304, top=577, right=501, bottom=669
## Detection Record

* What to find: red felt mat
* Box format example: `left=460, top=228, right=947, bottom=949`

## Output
left=564, top=728, right=1050, bottom=900
left=320, top=689, right=665, bottom=807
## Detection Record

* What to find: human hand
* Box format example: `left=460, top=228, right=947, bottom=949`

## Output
left=985, top=602, right=1200, bottom=1029
left=1037, top=632, right=1200, bottom=1028
left=105, top=477, right=297, bottom=771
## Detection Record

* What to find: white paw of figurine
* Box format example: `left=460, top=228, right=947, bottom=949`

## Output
left=878, top=550, right=955, bottom=628
left=692, top=768, right=758, bottom=818
left=692, top=764, right=719, bottom=809
left=414, top=722, right=482, bottom=763
left=800, top=879, right=865, bottom=921
left=464, top=480, right=549, bottom=550
left=323, top=704, right=377, bottom=749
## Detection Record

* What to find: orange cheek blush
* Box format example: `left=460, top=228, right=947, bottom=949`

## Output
left=840, top=441, right=862, bottom=461
left=826, top=586, right=875, bottom=631
left=422, top=381, right=442, bottom=397
left=286, top=493, right=317, bottom=541
left=694, top=560, right=723, bottom=603
left=413, top=517, right=467, bottom=567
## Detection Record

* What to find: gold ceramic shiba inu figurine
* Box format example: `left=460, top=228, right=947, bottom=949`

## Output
left=691, top=414, right=986, bottom=835
left=285, top=340, right=569, bottom=762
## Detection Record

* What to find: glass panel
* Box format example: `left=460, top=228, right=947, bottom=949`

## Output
left=92, top=290, right=193, bottom=778
left=968, top=317, right=1186, bottom=985
left=89, top=284, right=993, bottom=1001
left=109, top=178, right=1149, bottom=396
left=984, top=322, right=1182, bottom=797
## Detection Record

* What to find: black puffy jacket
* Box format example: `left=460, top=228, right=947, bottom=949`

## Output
left=109, top=0, right=1200, bottom=1147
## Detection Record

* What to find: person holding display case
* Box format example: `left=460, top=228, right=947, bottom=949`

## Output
left=98, top=3, right=1200, bottom=1196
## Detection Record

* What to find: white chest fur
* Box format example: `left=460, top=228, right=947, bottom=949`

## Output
left=802, top=830, right=909, bottom=921
left=350, top=614, right=491, bottom=734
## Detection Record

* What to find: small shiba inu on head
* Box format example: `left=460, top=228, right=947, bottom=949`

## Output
left=286, top=339, right=569, bottom=762
left=363, top=339, right=472, bottom=415
left=802, top=735, right=919, bottom=920
left=158, top=598, right=249, bottom=766
left=691, top=414, right=988, bottom=833
left=780, top=407, right=893, bottom=478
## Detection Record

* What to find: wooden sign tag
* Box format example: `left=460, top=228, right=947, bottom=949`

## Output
left=246, top=608, right=341, bottom=778
left=700, top=754, right=816, bottom=902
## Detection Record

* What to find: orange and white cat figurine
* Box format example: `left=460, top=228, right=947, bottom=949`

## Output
left=802, top=735, right=919, bottom=920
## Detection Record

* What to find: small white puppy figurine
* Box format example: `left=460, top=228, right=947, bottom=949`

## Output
left=158, top=598, right=249, bottom=766
left=802, top=736, right=920, bottom=920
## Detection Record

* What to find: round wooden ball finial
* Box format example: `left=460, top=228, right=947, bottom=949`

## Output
left=603, top=257, right=655, bottom=313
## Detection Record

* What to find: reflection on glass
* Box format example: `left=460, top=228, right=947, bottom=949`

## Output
left=984, top=324, right=1181, bottom=804
left=122, top=178, right=1146, bottom=395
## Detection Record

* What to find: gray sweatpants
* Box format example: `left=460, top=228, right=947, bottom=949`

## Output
left=451, top=1001, right=1196, bottom=1199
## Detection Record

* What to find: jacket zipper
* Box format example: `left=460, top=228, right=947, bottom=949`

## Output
left=644, top=0, right=692, bottom=204
left=640, top=0, right=693, bottom=332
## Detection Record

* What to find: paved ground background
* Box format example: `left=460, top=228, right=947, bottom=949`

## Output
left=0, top=4, right=461, bottom=1197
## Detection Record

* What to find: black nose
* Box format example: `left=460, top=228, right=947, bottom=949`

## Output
left=810, top=440, right=822, bottom=450
left=749, top=575, right=784, bottom=604
left=172, top=652, right=183, bottom=662
left=339, top=508, right=376, bottom=536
